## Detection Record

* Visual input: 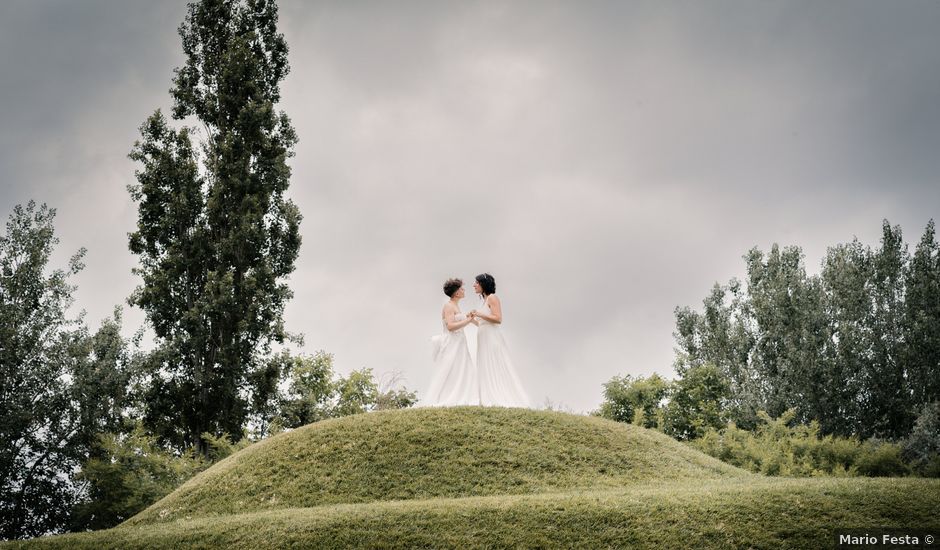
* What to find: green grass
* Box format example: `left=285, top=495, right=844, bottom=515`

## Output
left=127, top=405, right=753, bottom=525
left=7, top=407, right=939, bottom=549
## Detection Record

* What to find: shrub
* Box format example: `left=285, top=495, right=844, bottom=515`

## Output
left=661, top=364, right=731, bottom=440
left=594, top=373, right=669, bottom=430
left=854, top=439, right=910, bottom=477
left=690, top=408, right=910, bottom=477
left=900, top=401, right=940, bottom=477
left=69, top=424, right=206, bottom=531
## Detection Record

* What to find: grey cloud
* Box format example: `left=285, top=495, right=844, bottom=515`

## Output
left=2, top=0, right=938, bottom=413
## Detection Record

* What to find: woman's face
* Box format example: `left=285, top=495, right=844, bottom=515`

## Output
left=473, top=280, right=482, bottom=294
left=455, top=286, right=465, bottom=300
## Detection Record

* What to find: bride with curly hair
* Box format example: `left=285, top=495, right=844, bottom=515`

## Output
left=468, top=273, right=530, bottom=408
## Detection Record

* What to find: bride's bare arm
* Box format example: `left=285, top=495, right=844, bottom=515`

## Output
left=444, top=305, right=473, bottom=331
left=475, top=296, right=502, bottom=324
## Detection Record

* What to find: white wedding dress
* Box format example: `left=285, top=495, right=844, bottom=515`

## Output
left=424, top=312, right=479, bottom=406
left=475, top=301, right=530, bottom=408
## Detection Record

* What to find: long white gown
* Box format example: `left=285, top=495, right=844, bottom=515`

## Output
left=476, top=301, right=531, bottom=408
left=424, top=312, right=480, bottom=406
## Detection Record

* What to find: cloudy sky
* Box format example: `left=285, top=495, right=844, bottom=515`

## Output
left=2, top=0, right=939, bottom=414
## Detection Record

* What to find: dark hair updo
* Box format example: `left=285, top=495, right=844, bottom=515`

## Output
left=443, top=278, right=463, bottom=297
left=475, top=273, right=496, bottom=297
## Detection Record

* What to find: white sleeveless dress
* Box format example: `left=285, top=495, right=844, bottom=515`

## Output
left=476, top=301, right=531, bottom=408
left=424, top=312, right=479, bottom=406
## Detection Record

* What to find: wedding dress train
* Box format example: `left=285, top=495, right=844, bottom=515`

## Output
left=475, top=302, right=530, bottom=408
left=424, top=313, right=479, bottom=406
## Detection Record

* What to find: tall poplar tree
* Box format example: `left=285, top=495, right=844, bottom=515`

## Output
left=864, top=221, right=911, bottom=438
left=128, top=0, right=301, bottom=455
left=820, top=238, right=873, bottom=436
left=902, top=220, right=940, bottom=411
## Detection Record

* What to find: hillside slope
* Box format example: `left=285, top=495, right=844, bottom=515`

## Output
left=128, top=406, right=752, bottom=524
left=8, top=407, right=938, bottom=549
left=11, top=478, right=939, bottom=549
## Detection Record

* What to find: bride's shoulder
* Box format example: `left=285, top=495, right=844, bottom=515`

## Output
left=486, top=294, right=500, bottom=305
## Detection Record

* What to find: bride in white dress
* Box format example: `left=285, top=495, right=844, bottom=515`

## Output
left=424, top=278, right=480, bottom=406
left=469, top=273, right=531, bottom=408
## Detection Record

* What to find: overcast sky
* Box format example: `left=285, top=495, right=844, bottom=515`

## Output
left=2, top=0, right=939, bottom=414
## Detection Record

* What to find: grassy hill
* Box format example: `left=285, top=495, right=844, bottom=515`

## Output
left=8, top=406, right=940, bottom=549
left=127, top=405, right=753, bottom=524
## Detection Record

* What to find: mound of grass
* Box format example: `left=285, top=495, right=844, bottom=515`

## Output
left=11, top=478, right=939, bottom=549
left=127, top=406, right=752, bottom=524
left=8, top=407, right=937, bottom=549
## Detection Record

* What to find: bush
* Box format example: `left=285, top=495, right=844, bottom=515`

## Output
left=594, top=373, right=669, bottom=430
left=661, top=364, right=731, bottom=440
left=690, top=408, right=910, bottom=477
left=201, top=432, right=252, bottom=462
left=922, top=455, right=940, bottom=477
left=69, top=424, right=206, bottom=531
left=900, top=401, right=940, bottom=477
left=278, top=353, right=418, bottom=428
left=68, top=424, right=254, bottom=532
left=854, top=439, right=910, bottom=477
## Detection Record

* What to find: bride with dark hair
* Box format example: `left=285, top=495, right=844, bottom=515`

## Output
left=469, top=273, right=530, bottom=408
left=425, top=278, right=479, bottom=406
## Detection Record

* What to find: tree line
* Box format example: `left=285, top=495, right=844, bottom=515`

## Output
left=596, top=219, right=940, bottom=476
left=0, top=226, right=414, bottom=537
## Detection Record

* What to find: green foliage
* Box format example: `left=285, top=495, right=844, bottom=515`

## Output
left=594, top=373, right=669, bottom=429
left=820, top=237, right=874, bottom=435
left=674, top=218, right=940, bottom=440
left=258, top=350, right=418, bottom=431
left=865, top=221, right=913, bottom=438
left=278, top=350, right=336, bottom=428
left=126, top=0, right=301, bottom=457
left=595, top=366, right=729, bottom=439
left=854, top=439, right=910, bottom=477
left=69, top=424, right=251, bottom=533
left=660, top=364, right=730, bottom=440
left=0, top=202, right=148, bottom=539
left=690, top=408, right=911, bottom=477
left=374, top=372, right=419, bottom=411
left=68, top=309, right=138, bottom=458
left=245, top=350, right=292, bottom=439
left=375, top=386, right=419, bottom=411
left=0, top=201, right=87, bottom=539
left=200, top=431, right=252, bottom=463
left=331, top=368, right=379, bottom=417
left=903, top=221, right=940, bottom=414
left=69, top=424, right=206, bottom=531
left=901, top=401, right=940, bottom=477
